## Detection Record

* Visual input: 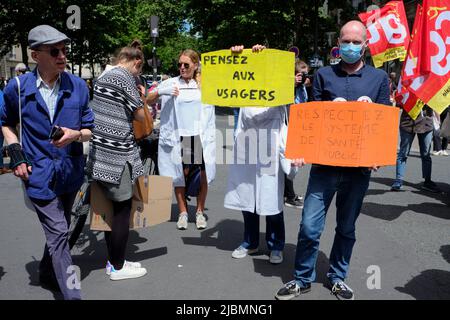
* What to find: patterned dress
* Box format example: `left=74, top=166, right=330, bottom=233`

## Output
left=87, top=67, right=144, bottom=184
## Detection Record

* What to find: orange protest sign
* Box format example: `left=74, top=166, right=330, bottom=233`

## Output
left=285, top=102, right=400, bottom=167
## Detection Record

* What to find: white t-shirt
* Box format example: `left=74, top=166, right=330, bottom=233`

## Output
left=175, top=77, right=202, bottom=136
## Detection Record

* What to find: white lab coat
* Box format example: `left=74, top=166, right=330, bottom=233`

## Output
left=224, top=106, right=297, bottom=216
left=157, top=77, right=216, bottom=187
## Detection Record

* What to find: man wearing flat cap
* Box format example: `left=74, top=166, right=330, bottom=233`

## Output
left=1, top=25, right=94, bottom=300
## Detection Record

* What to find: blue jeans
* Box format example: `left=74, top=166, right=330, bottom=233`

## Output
left=294, top=165, right=371, bottom=286
left=395, top=129, right=432, bottom=184
left=241, top=211, right=285, bottom=251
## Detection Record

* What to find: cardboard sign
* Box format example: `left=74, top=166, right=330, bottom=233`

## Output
left=201, top=49, right=295, bottom=107
left=285, top=102, right=399, bottom=167
left=90, top=175, right=173, bottom=231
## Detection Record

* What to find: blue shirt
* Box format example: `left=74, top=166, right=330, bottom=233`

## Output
left=1, top=69, right=95, bottom=200
left=295, top=85, right=308, bottom=104
left=312, top=62, right=390, bottom=105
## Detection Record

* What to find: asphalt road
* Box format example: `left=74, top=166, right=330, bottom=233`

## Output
left=0, top=112, right=449, bottom=300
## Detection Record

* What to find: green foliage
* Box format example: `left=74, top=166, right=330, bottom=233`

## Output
left=1, top=0, right=359, bottom=77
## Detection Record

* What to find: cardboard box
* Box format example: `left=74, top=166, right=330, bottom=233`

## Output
left=90, top=175, right=173, bottom=231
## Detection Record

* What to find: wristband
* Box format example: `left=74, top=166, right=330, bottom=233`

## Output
left=7, top=143, right=32, bottom=169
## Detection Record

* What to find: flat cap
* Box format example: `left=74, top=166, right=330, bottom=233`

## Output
left=28, top=25, right=70, bottom=49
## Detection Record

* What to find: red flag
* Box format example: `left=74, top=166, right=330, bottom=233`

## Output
left=414, top=0, right=450, bottom=114
left=359, top=1, right=410, bottom=68
left=396, top=5, right=425, bottom=119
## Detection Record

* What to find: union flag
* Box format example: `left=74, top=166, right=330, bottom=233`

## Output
left=359, top=1, right=410, bottom=68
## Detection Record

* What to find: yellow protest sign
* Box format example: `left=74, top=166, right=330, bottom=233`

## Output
left=201, top=49, right=295, bottom=107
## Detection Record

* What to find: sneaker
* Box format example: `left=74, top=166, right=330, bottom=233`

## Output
left=110, top=263, right=147, bottom=281
left=106, top=260, right=142, bottom=276
left=177, top=213, right=188, bottom=230
left=390, top=181, right=402, bottom=191
left=442, top=150, right=448, bottom=156
left=330, top=280, right=354, bottom=300
left=432, top=150, right=442, bottom=156
left=284, top=195, right=304, bottom=209
left=269, top=250, right=283, bottom=264
left=231, top=246, right=258, bottom=259
left=421, top=180, right=441, bottom=193
left=275, top=280, right=311, bottom=300
left=196, top=212, right=207, bottom=230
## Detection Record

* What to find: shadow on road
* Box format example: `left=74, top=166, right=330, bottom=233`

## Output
left=395, top=269, right=450, bottom=299
left=181, top=219, right=243, bottom=251
left=24, top=258, right=63, bottom=300
left=252, top=248, right=330, bottom=285
left=362, top=202, right=450, bottom=221
left=370, top=177, right=450, bottom=199
left=24, top=228, right=166, bottom=299
left=362, top=177, right=450, bottom=221
left=440, top=245, right=450, bottom=264
left=0, top=266, right=5, bottom=282
left=70, top=228, right=167, bottom=280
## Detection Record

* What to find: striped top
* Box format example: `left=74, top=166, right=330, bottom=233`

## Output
left=36, top=69, right=61, bottom=122
left=87, top=67, right=144, bottom=184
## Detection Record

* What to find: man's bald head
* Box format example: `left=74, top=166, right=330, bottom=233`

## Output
left=340, top=20, right=367, bottom=42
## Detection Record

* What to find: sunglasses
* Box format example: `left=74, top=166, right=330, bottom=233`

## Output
left=36, top=47, right=68, bottom=58
left=178, top=62, right=190, bottom=69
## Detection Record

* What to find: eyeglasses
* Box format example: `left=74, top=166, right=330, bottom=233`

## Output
left=178, top=62, right=190, bottom=69
left=36, top=47, right=68, bottom=58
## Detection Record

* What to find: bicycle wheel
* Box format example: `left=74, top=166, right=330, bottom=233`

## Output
left=69, top=179, right=91, bottom=250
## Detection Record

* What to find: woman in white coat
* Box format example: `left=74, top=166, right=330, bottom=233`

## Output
left=224, top=45, right=302, bottom=265
left=147, top=49, right=216, bottom=230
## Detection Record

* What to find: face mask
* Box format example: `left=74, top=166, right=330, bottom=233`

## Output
left=339, top=42, right=364, bottom=64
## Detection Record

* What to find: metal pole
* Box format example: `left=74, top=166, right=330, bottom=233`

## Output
left=152, top=37, right=157, bottom=82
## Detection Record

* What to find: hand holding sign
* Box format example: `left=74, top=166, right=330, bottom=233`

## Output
left=201, top=47, right=295, bottom=107
left=285, top=101, right=399, bottom=167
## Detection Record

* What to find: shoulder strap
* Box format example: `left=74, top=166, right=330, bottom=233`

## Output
left=14, top=77, right=22, bottom=146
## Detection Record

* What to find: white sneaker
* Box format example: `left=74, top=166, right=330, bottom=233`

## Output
left=110, top=263, right=147, bottom=281
left=231, top=246, right=258, bottom=259
left=432, top=150, right=442, bottom=156
left=196, top=212, right=207, bottom=229
left=442, top=150, right=448, bottom=156
left=106, top=260, right=142, bottom=276
left=177, top=213, right=188, bottom=230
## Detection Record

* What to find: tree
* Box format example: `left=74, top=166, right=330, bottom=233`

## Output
left=186, top=0, right=356, bottom=64
left=0, top=0, right=67, bottom=67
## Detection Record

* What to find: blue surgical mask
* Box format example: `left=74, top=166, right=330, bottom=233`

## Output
left=339, top=42, right=364, bottom=64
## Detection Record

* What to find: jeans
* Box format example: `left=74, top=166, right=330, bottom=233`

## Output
left=293, top=165, right=371, bottom=286
left=241, top=211, right=285, bottom=251
left=395, top=129, right=432, bottom=184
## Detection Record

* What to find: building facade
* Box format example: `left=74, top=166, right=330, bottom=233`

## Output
left=0, top=45, right=37, bottom=80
